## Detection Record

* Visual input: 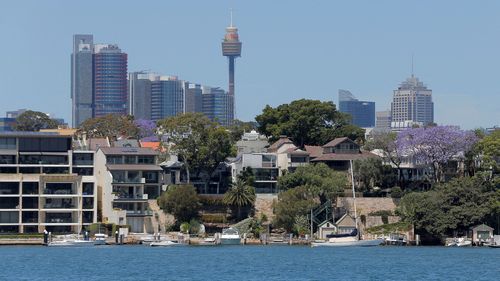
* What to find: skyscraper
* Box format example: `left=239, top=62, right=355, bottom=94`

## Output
left=184, top=83, right=202, bottom=113
left=391, top=75, right=433, bottom=129
left=93, top=44, right=128, bottom=117
left=128, top=72, right=156, bottom=120
left=202, top=87, right=234, bottom=127
left=71, top=34, right=94, bottom=128
left=71, top=35, right=128, bottom=127
left=338, top=90, right=375, bottom=128
left=376, top=110, right=392, bottom=130
left=150, top=76, right=185, bottom=121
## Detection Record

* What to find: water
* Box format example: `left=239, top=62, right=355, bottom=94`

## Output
left=0, top=245, right=498, bottom=280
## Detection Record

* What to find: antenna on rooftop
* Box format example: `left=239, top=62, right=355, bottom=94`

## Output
left=230, top=8, right=233, bottom=27
left=411, top=53, right=414, bottom=78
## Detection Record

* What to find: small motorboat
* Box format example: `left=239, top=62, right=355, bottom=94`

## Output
left=220, top=228, right=241, bottom=245
left=94, top=233, right=108, bottom=246
left=48, top=239, right=94, bottom=247
left=150, top=240, right=180, bottom=247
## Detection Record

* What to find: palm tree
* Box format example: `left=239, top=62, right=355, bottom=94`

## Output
left=223, top=178, right=256, bottom=221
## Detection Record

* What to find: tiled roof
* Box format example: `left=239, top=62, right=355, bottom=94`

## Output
left=311, top=151, right=379, bottom=162
left=113, top=139, right=140, bottom=148
left=322, top=137, right=350, bottom=148
left=89, top=138, right=109, bottom=151
left=284, top=147, right=310, bottom=155
left=99, top=147, right=158, bottom=155
left=305, top=145, right=323, bottom=158
left=267, top=136, right=293, bottom=152
left=140, top=141, right=165, bottom=152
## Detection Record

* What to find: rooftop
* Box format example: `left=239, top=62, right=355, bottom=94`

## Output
left=99, top=147, right=158, bottom=155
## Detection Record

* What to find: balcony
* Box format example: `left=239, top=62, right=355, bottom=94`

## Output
left=126, top=209, right=153, bottom=216
left=112, top=177, right=146, bottom=184
left=112, top=193, right=148, bottom=201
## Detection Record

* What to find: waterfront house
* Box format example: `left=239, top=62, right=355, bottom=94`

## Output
left=307, top=137, right=378, bottom=171
left=0, top=132, right=97, bottom=234
left=471, top=224, right=494, bottom=245
left=95, top=146, right=162, bottom=233
left=317, top=221, right=337, bottom=239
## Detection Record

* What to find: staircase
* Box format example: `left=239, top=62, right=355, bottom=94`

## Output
left=148, top=200, right=174, bottom=233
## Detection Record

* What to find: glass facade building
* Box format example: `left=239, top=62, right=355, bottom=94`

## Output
left=93, top=45, right=128, bottom=117
left=202, top=87, right=234, bottom=127
left=150, top=77, right=185, bottom=121
left=338, top=90, right=375, bottom=128
left=391, top=75, right=433, bottom=129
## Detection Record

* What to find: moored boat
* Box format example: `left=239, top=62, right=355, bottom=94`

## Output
left=220, top=228, right=241, bottom=245
left=150, top=240, right=180, bottom=247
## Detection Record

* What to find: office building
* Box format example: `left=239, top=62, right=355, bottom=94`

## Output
left=184, top=83, right=202, bottom=113
left=128, top=72, right=156, bottom=120
left=391, top=75, right=433, bottom=129
left=93, top=44, right=128, bottom=117
left=71, top=35, right=94, bottom=128
left=202, top=87, right=234, bottom=127
left=376, top=110, right=392, bottom=130
left=151, top=76, right=185, bottom=121
left=0, top=132, right=97, bottom=234
left=0, top=118, right=16, bottom=132
left=338, top=90, right=375, bottom=128
left=71, top=35, right=128, bottom=127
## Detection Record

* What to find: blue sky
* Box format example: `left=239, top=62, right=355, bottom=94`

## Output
left=0, top=0, right=499, bottom=129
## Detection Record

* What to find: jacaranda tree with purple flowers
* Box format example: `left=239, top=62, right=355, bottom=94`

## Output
left=134, top=119, right=157, bottom=141
left=397, top=126, right=478, bottom=183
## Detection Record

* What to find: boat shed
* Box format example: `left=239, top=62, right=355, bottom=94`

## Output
left=471, top=224, right=494, bottom=245
left=335, top=214, right=357, bottom=235
left=317, top=221, right=337, bottom=239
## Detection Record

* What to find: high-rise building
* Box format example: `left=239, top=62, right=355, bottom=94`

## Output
left=375, top=110, right=392, bottom=130
left=184, top=83, right=202, bottom=113
left=93, top=44, right=128, bottom=117
left=71, top=35, right=128, bottom=127
left=338, top=90, right=375, bottom=128
left=71, top=35, right=94, bottom=128
left=391, top=75, right=433, bottom=129
left=202, top=87, right=234, bottom=127
left=150, top=76, right=185, bottom=121
left=221, top=12, right=240, bottom=125
left=128, top=72, right=156, bottom=120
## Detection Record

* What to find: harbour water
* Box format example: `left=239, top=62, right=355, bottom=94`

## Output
left=1, top=245, right=498, bottom=280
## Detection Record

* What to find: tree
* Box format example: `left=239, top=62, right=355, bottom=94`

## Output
left=157, top=113, right=235, bottom=186
left=223, top=178, right=256, bottom=221
left=158, top=185, right=200, bottom=223
left=397, top=126, right=478, bottom=182
left=237, top=167, right=255, bottom=186
left=13, top=110, right=59, bottom=131
left=476, top=129, right=500, bottom=173
left=365, top=130, right=405, bottom=185
left=278, top=163, right=348, bottom=202
left=353, top=158, right=396, bottom=191
left=135, top=119, right=157, bottom=141
left=273, top=186, right=317, bottom=232
left=255, top=99, right=364, bottom=147
left=77, top=114, right=139, bottom=139
left=396, top=176, right=498, bottom=240
left=227, top=119, right=257, bottom=143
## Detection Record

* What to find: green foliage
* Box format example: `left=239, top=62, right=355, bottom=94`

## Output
left=201, top=213, right=228, bottom=224
left=180, top=222, right=190, bottom=234
left=158, top=185, right=200, bottom=223
left=223, top=179, right=256, bottom=220
left=278, top=163, right=348, bottom=201
left=157, top=113, right=235, bottom=182
left=477, top=130, right=500, bottom=172
left=189, top=219, right=201, bottom=235
left=365, top=221, right=412, bottom=235
left=255, top=99, right=365, bottom=147
left=273, top=186, right=317, bottom=232
left=227, top=119, right=257, bottom=143
left=14, top=110, right=59, bottom=131
left=368, top=210, right=393, bottom=216
left=77, top=114, right=139, bottom=139
left=391, top=186, right=403, bottom=198
left=353, top=158, right=396, bottom=191
left=396, top=176, right=498, bottom=239
left=293, top=215, right=309, bottom=236
left=237, top=167, right=255, bottom=186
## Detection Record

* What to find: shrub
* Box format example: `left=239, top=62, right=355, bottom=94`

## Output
left=391, top=186, right=403, bottom=198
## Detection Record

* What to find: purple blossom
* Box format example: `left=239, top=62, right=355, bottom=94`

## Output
left=397, top=126, right=478, bottom=165
left=134, top=119, right=157, bottom=140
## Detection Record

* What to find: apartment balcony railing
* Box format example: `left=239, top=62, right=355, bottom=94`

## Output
left=43, top=204, right=77, bottom=209
left=112, top=193, right=148, bottom=200
left=112, top=178, right=146, bottom=184
left=125, top=210, right=153, bottom=216
left=45, top=218, right=75, bottom=223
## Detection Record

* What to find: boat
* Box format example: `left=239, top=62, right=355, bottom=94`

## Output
left=446, top=237, right=472, bottom=247
left=150, top=240, right=180, bottom=247
left=48, top=239, right=95, bottom=247
left=220, top=227, right=241, bottom=245
left=94, top=233, right=108, bottom=246
left=198, top=237, right=217, bottom=246
left=311, top=160, right=383, bottom=248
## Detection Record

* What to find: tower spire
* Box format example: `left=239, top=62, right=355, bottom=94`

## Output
left=411, top=53, right=414, bottom=78
left=230, top=8, right=233, bottom=27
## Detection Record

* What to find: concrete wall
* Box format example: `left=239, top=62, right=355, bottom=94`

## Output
left=337, top=197, right=398, bottom=216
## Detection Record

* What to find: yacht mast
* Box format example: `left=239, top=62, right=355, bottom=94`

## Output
left=350, top=160, right=358, bottom=232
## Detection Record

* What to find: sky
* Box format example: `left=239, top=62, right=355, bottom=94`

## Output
left=0, top=0, right=499, bottom=129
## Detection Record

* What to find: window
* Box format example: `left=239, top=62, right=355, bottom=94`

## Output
left=82, top=183, right=94, bottom=195
left=124, top=156, right=136, bottom=164
left=41, top=155, right=68, bottom=165
left=0, top=198, right=19, bottom=209
left=19, top=155, right=41, bottom=164
left=22, top=197, right=38, bottom=209
left=138, top=156, right=155, bottom=164
left=72, top=153, right=93, bottom=165
left=19, top=167, right=41, bottom=174
left=0, top=182, right=19, bottom=195
left=73, top=167, right=93, bottom=176
left=107, top=156, right=123, bottom=164
left=43, top=167, right=69, bottom=174
left=143, top=171, right=158, bottom=183
left=0, top=155, right=16, bottom=164
left=0, top=138, right=16, bottom=150
left=22, top=182, right=39, bottom=195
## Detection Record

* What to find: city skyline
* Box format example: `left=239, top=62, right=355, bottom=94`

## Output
left=1, top=1, right=499, bottom=129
